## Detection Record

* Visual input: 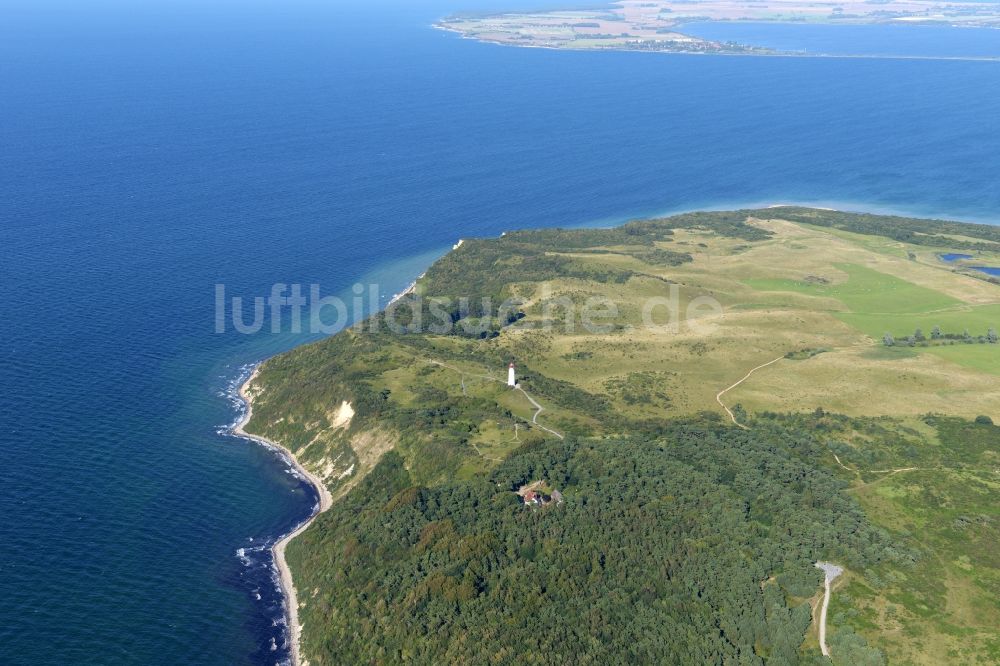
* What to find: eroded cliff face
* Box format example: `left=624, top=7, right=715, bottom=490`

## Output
left=241, top=208, right=1000, bottom=665
left=245, top=371, right=399, bottom=499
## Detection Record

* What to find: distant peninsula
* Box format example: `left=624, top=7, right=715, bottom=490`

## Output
left=243, top=207, right=1000, bottom=665
left=436, top=0, right=1000, bottom=55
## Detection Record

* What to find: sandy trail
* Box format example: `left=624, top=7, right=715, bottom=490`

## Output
left=814, top=562, right=844, bottom=657
left=515, top=386, right=564, bottom=440
left=426, top=359, right=563, bottom=440
left=832, top=453, right=922, bottom=484
left=233, top=367, right=332, bottom=666
left=714, top=342, right=889, bottom=429
left=715, top=355, right=786, bottom=428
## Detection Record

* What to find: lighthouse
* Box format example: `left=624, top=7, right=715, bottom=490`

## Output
left=507, top=363, right=516, bottom=388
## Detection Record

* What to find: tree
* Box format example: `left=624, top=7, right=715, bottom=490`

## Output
left=988, top=327, right=997, bottom=344
left=975, top=415, right=993, bottom=425
left=913, top=328, right=925, bottom=342
left=882, top=333, right=895, bottom=347
left=931, top=325, right=942, bottom=340
left=831, top=627, right=886, bottom=666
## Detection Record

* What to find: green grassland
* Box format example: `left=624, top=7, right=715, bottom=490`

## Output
left=745, top=263, right=962, bottom=315
left=797, top=415, right=1000, bottom=664
left=245, top=208, right=1000, bottom=664
left=747, top=261, right=1000, bottom=378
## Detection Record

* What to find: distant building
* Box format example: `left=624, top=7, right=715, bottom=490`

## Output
left=521, top=489, right=555, bottom=507
left=507, top=362, right=516, bottom=387
left=517, top=481, right=560, bottom=508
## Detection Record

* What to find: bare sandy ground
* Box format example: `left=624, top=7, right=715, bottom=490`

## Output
left=234, top=367, right=332, bottom=666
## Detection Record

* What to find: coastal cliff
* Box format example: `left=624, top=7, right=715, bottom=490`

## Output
left=242, top=208, right=1000, bottom=665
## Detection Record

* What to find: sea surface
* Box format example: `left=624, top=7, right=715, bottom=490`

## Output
left=2, top=1, right=1000, bottom=664
left=681, top=22, right=1000, bottom=59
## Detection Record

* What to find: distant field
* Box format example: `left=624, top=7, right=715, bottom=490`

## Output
left=746, top=263, right=962, bottom=314
left=838, top=305, right=1000, bottom=339
left=498, top=217, right=1000, bottom=422
left=438, top=0, right=1000, bottom=55
left=745, top=261, right=1000, bottom=377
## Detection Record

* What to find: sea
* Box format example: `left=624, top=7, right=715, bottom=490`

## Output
left=2, top=0, right=1000, bottom=664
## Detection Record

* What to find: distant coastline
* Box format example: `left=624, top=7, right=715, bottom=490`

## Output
left=233, top=367, right=333, bottom=666
left=435, top=0, right=1000, bottom=61
left=437, top=22, right=1000, bottom=62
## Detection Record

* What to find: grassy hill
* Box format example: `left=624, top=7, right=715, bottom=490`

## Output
left=244, top=208, right=1000, bottom=665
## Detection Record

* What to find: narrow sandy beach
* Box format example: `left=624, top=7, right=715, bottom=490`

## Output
left=234, top=366, right=332, bottom=666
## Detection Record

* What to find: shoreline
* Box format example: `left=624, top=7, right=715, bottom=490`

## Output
left=434, top=23, right=1000, bottom=62
left=387, top=279, right=418, bottom=307
left=571, top=199, right=1000, bottom=231
left=225, top=213, right=990, bottom=661
left=228, top=238, right=458, bottom=663
left=233, top=366, right=332, bottom=666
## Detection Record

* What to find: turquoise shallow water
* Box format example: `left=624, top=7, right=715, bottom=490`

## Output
left=2, top=1, right=1000, bottom=664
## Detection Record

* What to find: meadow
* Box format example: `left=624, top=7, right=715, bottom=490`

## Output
left=246, top=208, right=1000, bottom=664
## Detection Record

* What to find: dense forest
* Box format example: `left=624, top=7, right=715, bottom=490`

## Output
left=248, top=208, right=999, bottom=665
left=289, top=416, right=899, bottom=665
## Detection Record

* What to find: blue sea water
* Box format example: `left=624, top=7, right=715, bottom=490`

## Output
left=681, top=22, right=1000, bottom=58
left=3, top=1, right=1000, bottom=664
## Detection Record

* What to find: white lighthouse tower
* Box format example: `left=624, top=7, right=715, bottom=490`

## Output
left=507, top=362, right=516, bottom=388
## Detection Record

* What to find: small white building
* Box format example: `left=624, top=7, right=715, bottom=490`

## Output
left=507, top=362, right=516, bottom=387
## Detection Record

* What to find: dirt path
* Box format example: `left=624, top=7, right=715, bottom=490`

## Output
left=715, top=354, right=786, bottom=428
left=426, top=359, right=564, bottom=440
left=814, top=562, right=844, bottom=657
left=515, top=386, right=564, bottom=440
left=714, top=342, right=887, bottom=430
left=832, top=452, right=923, bottom=486
left=716, top=357, right=928, bottom=483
